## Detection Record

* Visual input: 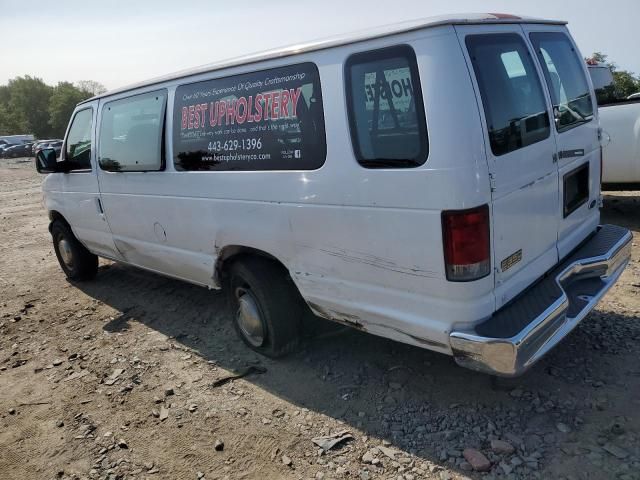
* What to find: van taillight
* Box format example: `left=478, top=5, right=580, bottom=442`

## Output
left=442, top=205, right=491, bottom=282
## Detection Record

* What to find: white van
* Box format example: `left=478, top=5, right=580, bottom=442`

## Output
left=36, top=13, right=632, bottom=376
left=586, top=62, right=640, bottom=185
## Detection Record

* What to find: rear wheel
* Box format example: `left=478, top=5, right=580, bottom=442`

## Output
left=227, top=257, right=303, bottom=358
left=51, top=220, right=98, bottom=281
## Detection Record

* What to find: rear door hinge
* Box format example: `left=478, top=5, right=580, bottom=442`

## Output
left=489, top=173, right=496, bottom=192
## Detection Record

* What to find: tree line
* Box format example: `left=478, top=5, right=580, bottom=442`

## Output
left=0, top=77, right=106, bottom=139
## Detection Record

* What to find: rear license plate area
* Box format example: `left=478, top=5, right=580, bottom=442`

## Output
left=563, top=162, right=589, bottom=218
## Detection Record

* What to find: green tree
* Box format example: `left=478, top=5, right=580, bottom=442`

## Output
left=0, top=86, right=15, bottom=135
left=0, top=83, right=25, bottom=135
left=0, top=104, right=11, bottom=135
left=612, top=70, right=640, bottom=98
left=587, top=52, right=640, bottom=101
left=49, top=82, right=92, bottom=137
left=0, top=77, right=104, bottom=138
left=75, top=80, right=107, bottom=97
left=590, top=52, right=608, bottom=64
left=5, top=76, right=54, bottom=138
left=0, top=85, right=10, bottom=106
left=0, top=98, right=30, bottom=135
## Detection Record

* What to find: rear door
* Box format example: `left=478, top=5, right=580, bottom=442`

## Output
left=457, top=25, right=559, bottom=308
left=524, top=25, right=601, bottom=258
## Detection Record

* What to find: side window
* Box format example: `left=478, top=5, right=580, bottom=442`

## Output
left=530, top=32, right=594, bottom=132
left=345, top=45, right=428, bottom=168
left=64, top=108, right=93, bottom=171
left=466, top=34, right=550, bottom=156
left=173, top=62, right=326, bottom=171
left=99, top=90, right=167, bottom=172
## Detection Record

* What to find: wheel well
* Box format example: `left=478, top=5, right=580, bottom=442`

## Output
left=215, top=246, right=286, bottom=286
left=48, top=210, right=70, bottom=232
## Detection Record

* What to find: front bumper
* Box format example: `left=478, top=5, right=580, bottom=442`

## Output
left=450, top=224, right=632, bottom=377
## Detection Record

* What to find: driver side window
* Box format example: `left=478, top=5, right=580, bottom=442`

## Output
left=64, top=108, right=93, bottom=171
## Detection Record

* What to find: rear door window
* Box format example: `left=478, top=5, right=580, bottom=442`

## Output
left=466, top=34, right=550, bottom=156
left=173, top=62, right=326, bottom=171
left=345, top=45, right=428, bottom=168
left=529, top=32, right=594, bottom=132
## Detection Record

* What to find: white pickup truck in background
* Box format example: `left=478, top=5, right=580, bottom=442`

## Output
left=588, top=63, right=640, bottom=186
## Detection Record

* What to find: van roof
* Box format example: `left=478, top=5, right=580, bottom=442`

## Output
left=83, top=13, right=566, bottom=103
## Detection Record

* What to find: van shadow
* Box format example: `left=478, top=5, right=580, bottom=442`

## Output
left=70, top=252, right=637, bottom=475
left=601, top=191, right=640, bottom=231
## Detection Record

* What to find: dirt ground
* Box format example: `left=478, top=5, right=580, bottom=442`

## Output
left=0, top=157, right=639, bottom=480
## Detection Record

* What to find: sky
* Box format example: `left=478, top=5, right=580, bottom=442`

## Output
left=0, top=0, right=638, bottom=91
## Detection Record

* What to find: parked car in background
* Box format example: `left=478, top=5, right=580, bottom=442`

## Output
left=0, top=134, right=35, bottom=146
left=0, top=136, right=36, bottom=158
left=1, top=145, right=14, bottom=158
left=33, top=139, right=63, bottom=156
left=32, top=139, right=60, bottom=155
left=47, top=140, right=63, bottom=157
left=3, top=143, right=34, bottom=158
left=32, top=141, right=47, bottom=155
left=0, top=143, right=14, bottom=157
left=36, top=14, right=631, bottom=377
left=587, top=61, right=640, bottom=186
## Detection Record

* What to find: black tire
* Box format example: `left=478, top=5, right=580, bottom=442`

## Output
left=227, top=257, right=303, bottom=358
left=51, top=220, right=98, bottom=281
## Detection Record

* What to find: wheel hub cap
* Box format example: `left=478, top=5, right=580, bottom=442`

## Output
left=235, top=288, right=265, bottom=347
left=58, top=239, right=74, bottom=268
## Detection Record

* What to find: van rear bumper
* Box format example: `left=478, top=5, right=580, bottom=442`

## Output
left=449, top=224, right=632, bottom=377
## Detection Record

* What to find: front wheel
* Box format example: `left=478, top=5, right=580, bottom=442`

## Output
left=51, top=220, right=98, bottom=281
left=227, top=257, right=303, bottom=358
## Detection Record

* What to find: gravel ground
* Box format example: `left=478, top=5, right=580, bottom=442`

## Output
left=0, top=157, right=639, bottom=480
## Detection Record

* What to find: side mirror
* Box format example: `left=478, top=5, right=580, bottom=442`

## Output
left=35, top=148, right=59, bottom=174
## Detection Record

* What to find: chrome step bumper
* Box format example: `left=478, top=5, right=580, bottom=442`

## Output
left=450, top=225, right=632, bottom=377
